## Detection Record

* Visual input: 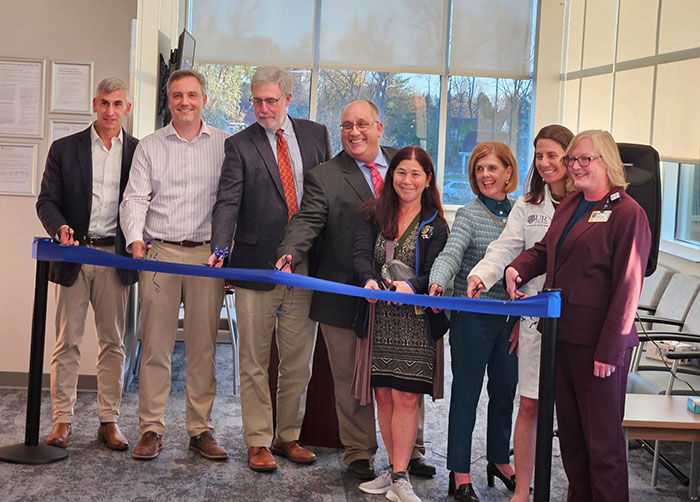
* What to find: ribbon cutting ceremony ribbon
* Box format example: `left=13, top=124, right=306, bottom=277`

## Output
left=32, top=238, right=560, bottom=318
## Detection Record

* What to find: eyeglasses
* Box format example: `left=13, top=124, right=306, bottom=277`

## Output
left=563, top=155, right=600, bottom=168
left=340, top=121, right=378, bottom=131
left=250, top=96, right=285, bottom=107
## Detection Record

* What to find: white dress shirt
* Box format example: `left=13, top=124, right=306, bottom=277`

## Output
left=120, top=121, right=227, bottom=249
left=88, top=125, right=123, bottom=238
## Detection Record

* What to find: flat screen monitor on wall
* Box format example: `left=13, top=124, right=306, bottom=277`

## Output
left=175, top=30, right=196, bottom=70
left=159, top=30, right=197, bottom=126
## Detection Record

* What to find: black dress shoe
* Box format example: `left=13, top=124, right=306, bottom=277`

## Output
left=486, top=461, right=516, bottom=491
left=408, top=457, right=436, bottom=477
left=348, top=459, right=375, bottom=480
left=449, top=471, right=479, bottom=501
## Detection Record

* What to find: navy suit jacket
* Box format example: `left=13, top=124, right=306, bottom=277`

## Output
left=510, top=188, right=651, bottom=365
left=36, top=127, right=139, bottom=287
left=211, top=117, right=331, bottom=291
left=277, top=146, right=397, bottom=328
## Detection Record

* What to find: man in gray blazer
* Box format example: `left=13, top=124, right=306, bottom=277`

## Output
left=276, top=100, right=434, bottom=480
left=36, top=77, right=138, bottom=451
left=210, top=67, right=331, bottom=472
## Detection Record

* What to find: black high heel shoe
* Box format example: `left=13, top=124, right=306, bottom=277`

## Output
left=486, top=462, right=516, bottom=491
left=448, top=471, right=479, bottom=502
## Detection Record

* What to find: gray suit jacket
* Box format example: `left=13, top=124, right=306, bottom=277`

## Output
left=277, top=146, right=397, bottom=328
left=211, top=117, right=331, bottom=290
left=36, top=127, right=139, bottom=287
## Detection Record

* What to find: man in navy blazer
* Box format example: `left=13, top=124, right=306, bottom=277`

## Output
left=210, top=67, right=331, bottom=472
left=36, top=77, right=138, bottom=451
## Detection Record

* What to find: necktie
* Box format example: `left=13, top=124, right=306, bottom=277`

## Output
left=276, top=129, right=298, bottom=220
left=364, top=162, right=384, bottom=195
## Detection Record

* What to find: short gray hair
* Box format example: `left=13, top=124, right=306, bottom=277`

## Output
left=251, top=66, right=293, bottom=96
left=167, top=69, right=207, bottom=95
left=96, top=77, right=130, bottom=103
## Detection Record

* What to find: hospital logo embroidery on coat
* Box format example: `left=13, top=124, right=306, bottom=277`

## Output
left=527, top=214, right=550, bottom=226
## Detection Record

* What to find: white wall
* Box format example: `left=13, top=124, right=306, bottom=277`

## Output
left=0, top=0, right=138, bottom=378
left=532, top=0, right=568, bottom=132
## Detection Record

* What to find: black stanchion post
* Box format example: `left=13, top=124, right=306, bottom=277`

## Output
left=0, top=258, right=68, bottom=464
left=533, top=302, right=559, bottom=502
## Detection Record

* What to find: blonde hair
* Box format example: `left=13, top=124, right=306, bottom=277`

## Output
left=468, top=142, right=519, bottom=196
left=564, top=130, right=628, bottom=193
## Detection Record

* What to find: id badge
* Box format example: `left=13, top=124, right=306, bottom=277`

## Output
left=414, top=305, right=425, bottom=315
left=589, top=210, right=611, bottom=223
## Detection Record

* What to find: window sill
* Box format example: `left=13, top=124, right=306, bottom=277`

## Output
left=659, top=239, right=700, bottom=263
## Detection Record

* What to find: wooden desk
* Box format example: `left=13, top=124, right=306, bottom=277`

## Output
left=623, top=394, right=700, bottom=501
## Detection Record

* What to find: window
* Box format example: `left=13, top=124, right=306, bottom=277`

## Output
left=316, top=70, right=440, bottom=161
left=194, top=64, right=311, bottom=134
left=443, top=76, right=532, bottom=205
left=189, top=0, right=537, bottom=209
left=676, top=163, right=700, bottom=247
left=660, top=161, right=700, bottom=259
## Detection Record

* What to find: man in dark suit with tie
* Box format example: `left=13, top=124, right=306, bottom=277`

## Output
left=210, top=66, right=331, bottom=472
left=36, top=77, right=138, bottom=451
left=276, top=100, right=434, bottom=480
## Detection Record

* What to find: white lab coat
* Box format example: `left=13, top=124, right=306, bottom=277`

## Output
left=469, top=184, right=558, bottom=398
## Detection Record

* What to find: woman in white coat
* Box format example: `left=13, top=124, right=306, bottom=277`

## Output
left=466, top=124, right=574, bottom=502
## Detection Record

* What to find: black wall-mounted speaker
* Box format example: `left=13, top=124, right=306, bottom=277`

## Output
left=618, top=143, right=661, bottom=277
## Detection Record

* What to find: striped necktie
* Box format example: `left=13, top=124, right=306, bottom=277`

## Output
left=276, top=129, right=298, bottom=220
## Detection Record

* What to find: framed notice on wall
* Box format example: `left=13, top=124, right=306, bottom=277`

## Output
left=49, top=119, right=92, bottom=145
left=0, top=143, right=38, bottom=196
left=0, top=58, right=45, bottom=138
left=50, top=61, right=93, bottom=114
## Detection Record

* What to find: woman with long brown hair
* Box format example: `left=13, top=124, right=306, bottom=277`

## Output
left=354, top=145, right=448, bottom=502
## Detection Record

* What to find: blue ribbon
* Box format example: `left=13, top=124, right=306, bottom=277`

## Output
left=32, top=238, right=560, bottom=318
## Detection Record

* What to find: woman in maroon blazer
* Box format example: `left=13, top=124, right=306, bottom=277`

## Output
left=505, top=130, right=651, bottom=502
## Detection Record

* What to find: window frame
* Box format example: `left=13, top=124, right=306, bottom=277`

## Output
left=186, top=0, right=538, bottom=220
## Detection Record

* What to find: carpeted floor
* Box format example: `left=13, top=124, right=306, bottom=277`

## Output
left=0, top=339, right=692, bottom=501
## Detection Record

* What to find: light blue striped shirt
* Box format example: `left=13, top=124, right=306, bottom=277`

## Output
left=120, top=121, right=227, bottom=248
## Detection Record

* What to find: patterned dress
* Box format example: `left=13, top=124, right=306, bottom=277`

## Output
left=371, top=222, right=435, bottom=395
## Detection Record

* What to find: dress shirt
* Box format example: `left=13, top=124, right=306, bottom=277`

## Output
left=478, top=194, right=513, bottom=217
left=88, top=125, right=123, bottom=238
left=354, top=150, right=389, bottom=197
left=120, top=121, right=227, bottom=248
left=264, top=115, right=304, bottom=207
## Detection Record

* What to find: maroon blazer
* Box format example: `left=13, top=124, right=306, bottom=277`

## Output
left=509, top=188, right=651, bottom=366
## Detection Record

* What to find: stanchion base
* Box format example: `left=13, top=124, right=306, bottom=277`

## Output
left=0, top=443, right=69, bottom=464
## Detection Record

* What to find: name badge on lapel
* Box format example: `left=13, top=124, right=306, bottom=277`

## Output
left=589, top=210, right=611, bottom=223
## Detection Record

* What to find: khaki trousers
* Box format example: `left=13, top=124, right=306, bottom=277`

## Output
left=320, top=324, right=426, bottom=465
left=52, top=245, right=129, bottom=423
left=235, top=260, right=316, bottom=446
left=137, top=242, right=224, bottom=437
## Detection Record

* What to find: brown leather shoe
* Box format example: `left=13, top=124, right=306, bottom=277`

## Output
left=271, top=440, right=316, bottom=464
left=248, top=446, right=277, bottom=472
left=189, top=431, right=228, bottom=460
left=132, top=431, right=163, bottom=460
left=46, top=423, right=72, bottom=448
left=97, top=423, right=129, bottom=451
